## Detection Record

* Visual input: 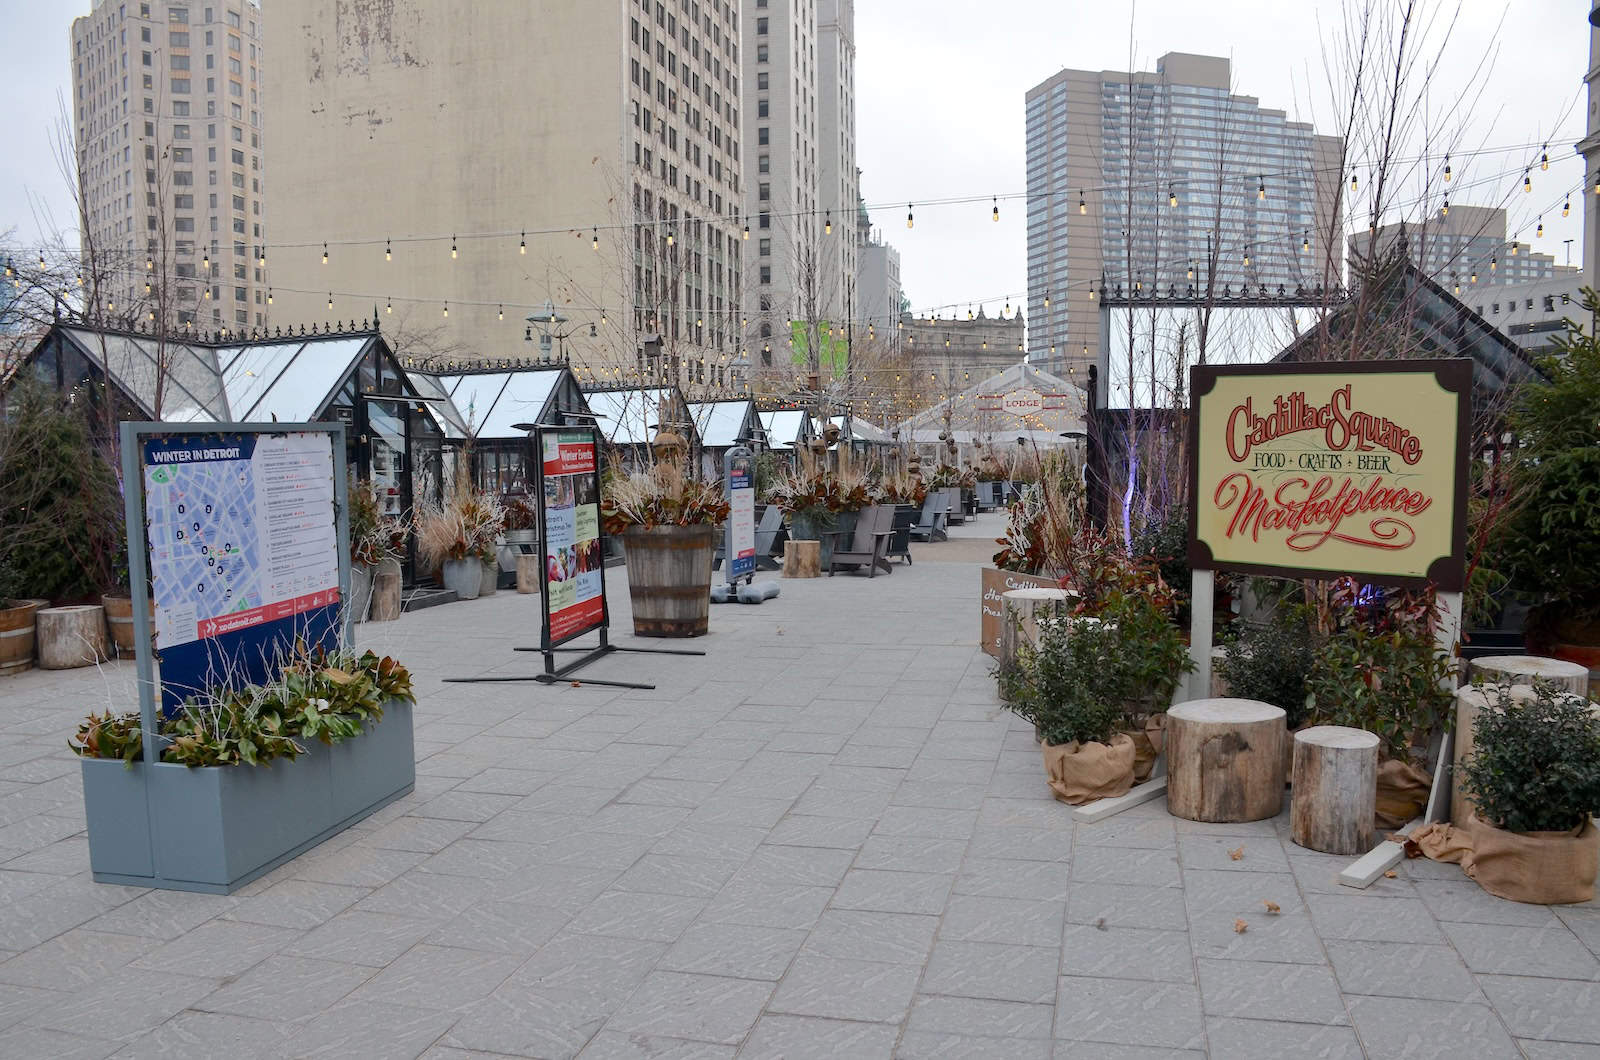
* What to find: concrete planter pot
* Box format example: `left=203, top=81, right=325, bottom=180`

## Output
left=349, top=564, right=374, bottom=622
left=80, top=700, right=414, bottom=894
left=441, top=557, right=481, bottom=600
left=479, top=559, right=499, bottom=596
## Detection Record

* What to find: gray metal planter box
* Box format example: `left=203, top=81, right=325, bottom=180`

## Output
left=81, top=700, right=414, bottom=894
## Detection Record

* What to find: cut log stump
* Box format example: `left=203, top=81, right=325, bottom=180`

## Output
left=37, top=605, right=108, bottom=670
left=1291, top=726, right=1379, bottom=855
left=369, top=572, right=402, bottom=622
left=782, top=540, right=821, bottom=579
left=1167, top=698, right=1286, bottom=823
left=1469, top=655, right=1588, bottom=697
left=516, top=554, right=540, bottom=594
left=999, top=588, right=1071, bottom=672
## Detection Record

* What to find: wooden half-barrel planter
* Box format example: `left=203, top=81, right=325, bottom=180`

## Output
left=0, top=599, right=46, bottom=677
left=622, top=524, right=715, bottom=637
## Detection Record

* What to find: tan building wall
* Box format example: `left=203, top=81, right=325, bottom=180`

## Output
left=266, top=0, right=744, bottom=382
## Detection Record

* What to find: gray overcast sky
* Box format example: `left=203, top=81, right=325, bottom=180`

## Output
left=2, top=0, right=1587, bottom=317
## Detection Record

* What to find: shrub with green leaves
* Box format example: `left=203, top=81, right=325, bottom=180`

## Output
left=1304, top=623, right=1453, bottom=763
left=1220, top=603, right=1320, bottom=726
left=999, top=591, right=1194, bottom=744
left=1462, top=683, right=1600, bottom=833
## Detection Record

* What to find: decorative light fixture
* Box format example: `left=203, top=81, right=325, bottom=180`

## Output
left=1444, top=155, right=1452, bottom=182
left=1564, top=195, right=1572, bottom=217
left=1243, top=245, right=1251, bottom=267
left=825, top=210, right=832, bottom=235
left=906, top=204, right=914, bottom=229
left=268, top=287, right=273, bottom=304
left=1302, top=231, right=1310, bottom=254
left=327, top=293, right=333, bottom=310
left=1453, top=274, right=1460, bottom=295
left=202, top=251, right=210, bottom=271
left=1490, top=255, right=1497, bottom=274
left=1537, top=217, right=1545, bottom=238
left=666, top=230, right=674, bottom=246
left=1350, top=169, right=1358, bottom=193
left=1088, top=284, right=1096, bottom=301
left=1442, top=195, right=1450, bottom=217
left=1524, top=170, right=1532, bottom=194
left=992, top=197, right=1000, bottom=222
left=1542, top=145, right=1549, bottom=171
left=1169, top=186, right=1178, bottom=208
left=385, top=239, right=391, bottom=261
left=451, top=235, right=458, bottom=259
left=742, top=220, right=750, bottom=240
left=498, top=305, right=504, bottom=321
left=521, top=232, right=527, bottom=254
left=385, top=297, right=391, bottom=314
left=1187, top=261, right=1194, bottom=280
left=1043, top=291, right=1051, bottom=308
left=1078, top=191, right=1086, bottom=214
left=1257, top=176, right=1266, bottom=200
left=1471, top=268, right=1478, bottom=283
left=443, top=300, right=449, bottom=318
left=322, top=243, right=329, bottom=265
left=146, top=254, right=154, bottom=271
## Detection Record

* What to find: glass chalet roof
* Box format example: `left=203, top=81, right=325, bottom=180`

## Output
left=688, top=400, right=756, bottom=448
left=759, top=409, right=811, bottom=447
left=433, top=370, right=564, bottom=441
left=586, top=387, right=688, bottom=446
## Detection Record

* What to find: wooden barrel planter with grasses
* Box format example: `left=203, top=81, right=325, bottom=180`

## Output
left=0, top=600, right=45, bottom=676
left=623, top=524, right=715, bottom=637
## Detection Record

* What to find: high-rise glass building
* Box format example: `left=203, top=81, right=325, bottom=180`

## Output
left=71, top=0, right=266, bottom=332
left=1354, top=206, right=1575, bottom=290
left=1024, top=53, right=1343, bottom=379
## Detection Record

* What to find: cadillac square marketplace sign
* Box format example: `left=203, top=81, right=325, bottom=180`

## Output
left=1187, top=360, right=1471, bottom=590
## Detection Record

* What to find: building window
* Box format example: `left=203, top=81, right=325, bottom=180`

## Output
left=756, top=16, right=767, bottom=34
left=759, top=265, right=771, bottom=283
left=757, top=126, right=768, bottom=145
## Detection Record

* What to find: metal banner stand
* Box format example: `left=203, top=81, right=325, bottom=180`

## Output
left=446, top=423, right=703, bottom=691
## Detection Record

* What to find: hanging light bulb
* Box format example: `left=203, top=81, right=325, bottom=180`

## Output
left=384, top=239, right=391, bottom=262
left=1524, top=170, right=1532, bottom=194
left=1542, top=145, right=1550, bottom=171
left=146, top=254, right=153, bottom=271
left=451, top=235, right=458, bottom=259
left=742, top=220, right=750, bottom=240
left=1442, top=195, right=1449, bottom=217
left=1258, top=176, right=1266, bottom=200
left=825, top=210, right=832, bottom=235
left=385, top=297, right=391, bottom=314
left=1511, top=241, right=1518, bottom=256
left=1538, top=217, right=1545, bottom=239
left=520, top=232, right=526, bottom=254
left=1453, top=274, right=1460, bottom=295
left=1043, top=291, right=1051, bottom=308
left=322, top=243, right=329, bottom=265
left=107, top=298, right=114, bottom=312
left=267, top=287, right=273, bottom=304
left=202, top=251, right=210, bottom=272
left=1444, top=155, right=1451, bottom=183
left=76, top=269, right=83, bottom=286
left=443, top=300, right=449, bottom=318
left=203, top=285, right=210, bottom=300
left=1471, top=268, right=1478, bottom=283
left=1243, top=245, right=1251, bottom=267
left=1302, top=231, right=1310, bottom=254
left=1187, top=261, right=1194, bottom=280
left=1564, top=196, right=1572, bottom=217
left=1078, top=191, right=1086, bottom=215
left=1490, top=255, right=1497, bottom=274
left=498, top=305, right=504, bottom=321
left=145, top=278, right=152, bottom=295
left=1088, top=284, right=1095, bottom=301
left=327, top=293, right=333, bottom=310
left=906, top=204, right=914, bottom=229
left=666, top=229, right=674, bottom=246
left=1169, top=186, right=1178, bottom=208
left=1350, top=169, right=1358, bottom=193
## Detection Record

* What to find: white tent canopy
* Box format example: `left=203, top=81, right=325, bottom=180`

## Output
left=688, top=399, right=759, bottom=448
left=900, top=362, right=1087, bottom=446
left=759, top=409, right=812, bottom=449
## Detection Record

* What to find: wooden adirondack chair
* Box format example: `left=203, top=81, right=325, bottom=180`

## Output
left=887, top=506, right=917, bottom=565
left=908, top=493, right=948, bottom=543
left=821, top=505, right=895, bottom=577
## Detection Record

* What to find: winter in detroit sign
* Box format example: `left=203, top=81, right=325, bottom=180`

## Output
left=1187, top=360, right=1471, bottom=590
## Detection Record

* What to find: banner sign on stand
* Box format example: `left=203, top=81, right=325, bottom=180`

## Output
left=536, top=426, right=608, bottom=649
left=1187, top=360, right=1472, bottom=591
left=724, top=446, right=756, bottom=584
left=130, top=425, right=347, bottom=718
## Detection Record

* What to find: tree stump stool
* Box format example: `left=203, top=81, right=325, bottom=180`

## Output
left=782, top=540, right=821, bottom=578
left=516, top=554, right=540, bottom=594
left=37, top=605, right=109, bottom=670
left=1291, top=726, right=1379, bottom=854
left=1167, top=698, right=1287, bottom=822
left=369, top=572, right=403, bottom=621
left=1470, top=655, right=1589, bottom=697
left=998, top=588, right=1071, bottom=672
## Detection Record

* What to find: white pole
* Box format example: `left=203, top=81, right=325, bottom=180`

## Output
left=1187, top=569, right=1215, bottom=702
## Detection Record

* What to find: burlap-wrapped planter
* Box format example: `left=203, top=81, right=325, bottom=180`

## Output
left=1374, top=757, right=1432, bottom=829
left=1041, top=734, right=1136, bottom=805
left=1124, top=714, right=1167, bottom=784
left=1411, top=814, right=1600, bottom=905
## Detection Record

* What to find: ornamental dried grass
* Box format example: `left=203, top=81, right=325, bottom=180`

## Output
left=601, top=463, right=729, bottom=536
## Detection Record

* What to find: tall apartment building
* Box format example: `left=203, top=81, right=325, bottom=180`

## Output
left=1024, top=53, right=1343, bottom=380
left=742, top=0, right=858, bottom=376
left=1579, top=6, right=1600, bottom=290
left=856, top=229, right=901, bottom=339
left=71, top=0, right=266, bottom=332
left=1353, top=206, right=1575, bottom=290
left=265, top=0, right=743, bottom=380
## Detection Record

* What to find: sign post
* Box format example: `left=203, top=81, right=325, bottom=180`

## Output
left=445, top=423, right=704, bottom=690
left=724, top=445, right=756, bottom=586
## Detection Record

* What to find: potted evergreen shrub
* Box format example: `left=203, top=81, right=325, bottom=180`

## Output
left=1305, top=585, right=1455, bottom=828
left=1457, top=683, right=1600, bottom=904
left=1497, top=291, right=1600, bottom=667
left=603, top=463, right=729, bottom=637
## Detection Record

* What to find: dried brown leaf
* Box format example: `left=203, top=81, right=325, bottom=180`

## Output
left=1228, top=846, right=1245, bottom=861
left=1233, top=918, right=1248, bottom=933
left=1263, top=900, right=1280, bottom=914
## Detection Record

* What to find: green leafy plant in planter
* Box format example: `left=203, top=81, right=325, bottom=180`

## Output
left=1000, top=591, right=1193, bottom=802
left=1496, top=290, right=1600, bottom=660
left=1453, top=683, right=1600, bottom=903
left=68, top=649, right=416, bottom=768
left=1220, top=603, right=1320, bottom=727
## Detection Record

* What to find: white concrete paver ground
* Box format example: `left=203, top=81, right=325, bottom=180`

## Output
left=2, top=511, right=1599, bottom=1057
